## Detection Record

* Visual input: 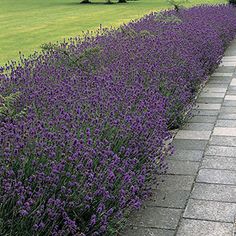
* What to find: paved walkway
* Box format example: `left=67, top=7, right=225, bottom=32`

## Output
left=124, top=39, right=236, bottom=236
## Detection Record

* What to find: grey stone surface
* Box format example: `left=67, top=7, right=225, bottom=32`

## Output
left=167, top=160, right=200, bottom=175
left=124, top=227, right=175, bottom=236
left=198, top=93, right=224, bottom=98
left=176, top=219, right=233, bottom=236
left=192, top=109, right=219, bottom=116
left=225, top=95, right=236, bottom=100
left=219, top=62, right=236, bottom=67
left=156, top=175, right=194, bottom=191
left=213, top=127, right=236, bottom=136
left=187, top=115, right=217, bottom=123
left=205, top=145, right=236, bottom=156
left=214, top=66, right=235, bottom=72
left=201, top=156, right=236, bottom=171
left=191, top=183, right=236, bottom=203
left=196, top=103, right=221, bottom=110
left=209, top=136, right=236, bottom=146
left=172, top=140, right=208, bottom=150
left=182, top=123, right=214, bottom=131
left=216, top=120, right=236, bottom=127
left=202, top=87, right=227, bottom=93
left=183, top=199, right=236, bottom=222
left=129, top=206, right=182, bottom=229
left=197, top=97, right=223, bottom=104
left=226, top=50, right=236, bottom=56
left=220, top=106, right=236, bottom=113
left=228, top=86, right=236, bottom=91
left=147, top=189, right=190, bottom=208
left=210, top=73, right=233, bottom=77
left=202, top=156, right=236, bottom=171
left=228, top=84, right=236, bottom=90
left=204, top=83, right=228, bottom=88
left=218, top=113, right=236, bottom=119
left=208, top=80, right=231, bottom=84
left=227, top=90, right=236, bottom=95
left=230, top=78, right=236, bottom=86
left=197, top=169, right=236, bottom=185
left=222, top=100, right=236, bottom=107
left=175, top=130, right=211, bottom=140
left=171, top=149, right=203, bottom=162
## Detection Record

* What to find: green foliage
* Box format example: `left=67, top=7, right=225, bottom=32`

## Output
left=0, top=92, right=27, bottom=120
left=41, top=42, right=103, bottom=73
left=120, top=26, right=138, bottom=38
left=139, top=30, right=155, bottom=37
left=167, top=0, right=189, bottom=11
left=154, top=12, right=182, bottom=23
left=229, top=0, right=236, bottom=5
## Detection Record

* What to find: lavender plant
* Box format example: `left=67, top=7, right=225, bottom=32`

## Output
left=1, top=5, right=236, bottom=236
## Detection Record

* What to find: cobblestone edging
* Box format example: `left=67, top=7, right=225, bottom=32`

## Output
left=123, top=39, right=236, bottom=236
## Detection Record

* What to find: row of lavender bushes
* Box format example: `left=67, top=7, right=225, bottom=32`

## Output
left=1, top=5, right=236, bottom=236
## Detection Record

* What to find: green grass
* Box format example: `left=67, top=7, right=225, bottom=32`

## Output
left=0, top=0, right=226, bottom=65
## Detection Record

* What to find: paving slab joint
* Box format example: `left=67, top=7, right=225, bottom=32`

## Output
left=234, top=214, right=236, bottom=236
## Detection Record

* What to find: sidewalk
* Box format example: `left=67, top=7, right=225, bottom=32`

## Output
left=124, top=39, right=236, bottom=236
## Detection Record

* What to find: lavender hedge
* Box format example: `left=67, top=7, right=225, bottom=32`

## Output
left=1, top=5, right=236, bottom=236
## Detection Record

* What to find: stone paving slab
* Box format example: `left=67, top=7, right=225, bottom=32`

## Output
left=209, top=136, right=236, bottom=146
left=228, top=85, right=236, bottom=90
left=198, top=93, right=225, bottom=98
left=182, top=122, right=214, bottom=131
left=192, top=109, right=219, bottom=116
left=208, top=80, right=231, bottom=85
left=170, top=149, right=204, bottom=162
left=156, top=175, right=195, bottom=191
left=175, top=130, right=211, bottom=140
left=216, top=120, right=236, bottom=127
left=205, top=145, right=236, bottom=157
left=220, top=106, right=236, bottom=113
left=213, top=127, right=236, bottom=136
left=204, top=83, right=228, bottom=88
left=167, top=160, right=200, bottom=175
left=196, top=103, right=221, bottom=110
left=191, top=183, right=236, bottom=203
left=227, top=90, right=236, bottom=95
left=146, top=189, right=190, bottom=208
left=218, top=113, right=236, bottom=119
left=226, top=90, right=236, bottom=95
left=197, top=169, right=236, bottom=185
left=188, top=115, right=217, bottom=123
left=230, top=78, right=236, bottom=86
left=177, top=219, right=233, bottom=236
left=202, top=156, right=236, bottom=171
left=172, top=139, right=208, bottom=150
left=123, top=227, right=175, bottom=236
left=197, top=97, right=224, bottom=104
left=220, top=62, right=236, bottom=66
left=222, top=100, right=236, bottom=107
left=128, top=207, right=182, bottom=229
left=225, top=95, right=236, bottom=100
left=226, top=50, right=236, bottom=56
left=222, top=59, right=236, bottom=62
left=202, top=87, right=227, bottom=93
left=215, top=65, right=236, bottom=73
left=183, top=199, right=236, bottom=222
left=211, top=72, right=233, bottom=77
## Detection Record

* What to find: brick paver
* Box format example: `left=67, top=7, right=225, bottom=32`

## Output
left=123, top=40, right=236, bottom=236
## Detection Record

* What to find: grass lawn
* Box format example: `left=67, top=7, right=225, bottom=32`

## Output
left=0, top=0, right=226, bottom=65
